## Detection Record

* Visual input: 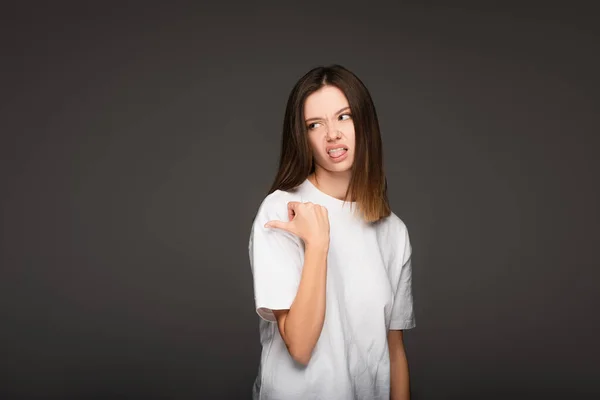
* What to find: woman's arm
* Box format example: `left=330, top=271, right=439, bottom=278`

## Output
left=388, top=329, right=410, bottom=400
left=273, top=243, right=328, bottom=366
left=265, top=201, right=330, bottom=366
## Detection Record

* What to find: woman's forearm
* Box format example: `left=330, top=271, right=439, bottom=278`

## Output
left=279, top=244, right=328, bottom=365
left=389, top=331, right=410, bottom=400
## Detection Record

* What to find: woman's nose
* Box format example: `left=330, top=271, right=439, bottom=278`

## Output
left=326, top=128, right=338, bottom=141
left=326, top=122, right=341, bottom=140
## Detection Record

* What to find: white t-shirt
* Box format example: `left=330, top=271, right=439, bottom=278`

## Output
left=248, top=177, right=415, bottom=400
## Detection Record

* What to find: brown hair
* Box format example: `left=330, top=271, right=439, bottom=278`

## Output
left=268, top=64, right=391, bottom=223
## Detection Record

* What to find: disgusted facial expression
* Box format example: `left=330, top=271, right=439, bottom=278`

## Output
left=304, top=85, right=356, bottom=174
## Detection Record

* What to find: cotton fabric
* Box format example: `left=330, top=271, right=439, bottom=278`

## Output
left=248, top=178, right=415, bottom=400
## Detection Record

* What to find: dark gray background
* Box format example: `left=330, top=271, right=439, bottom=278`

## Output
left=1, top=1, right=598, bottom=399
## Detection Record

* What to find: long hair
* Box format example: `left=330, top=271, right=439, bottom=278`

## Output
left=268, top=64, right=391, bottom=223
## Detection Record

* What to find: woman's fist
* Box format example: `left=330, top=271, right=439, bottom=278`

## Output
left=265, top=201, right=330, bottom=249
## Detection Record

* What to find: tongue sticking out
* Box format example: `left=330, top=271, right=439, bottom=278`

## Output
left=328, top=149, right=347, bottom=159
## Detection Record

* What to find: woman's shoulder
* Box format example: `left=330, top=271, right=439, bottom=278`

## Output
left=375, top=210, right=409, bottom=238
left=253, top=188, right=303, bottom=222
left=375, top=211, right=412, bottom=263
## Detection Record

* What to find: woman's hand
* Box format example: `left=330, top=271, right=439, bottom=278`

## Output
left=265, top=201, right=330, bottom=249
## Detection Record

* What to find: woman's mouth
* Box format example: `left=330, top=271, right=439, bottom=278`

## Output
left=327, top=147, right=348, bottom=162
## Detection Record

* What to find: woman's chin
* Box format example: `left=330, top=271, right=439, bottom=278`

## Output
left=318, top=163, right=353, bottom=174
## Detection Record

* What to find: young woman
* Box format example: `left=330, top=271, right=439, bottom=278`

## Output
left=248, top=65, right=415, bottom=400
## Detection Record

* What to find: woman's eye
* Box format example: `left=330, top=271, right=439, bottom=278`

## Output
left=340, top=114, right=352, bottom=120
left=308, top=122, right=321, bottom=130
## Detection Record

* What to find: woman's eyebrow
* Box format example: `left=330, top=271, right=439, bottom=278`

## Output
left=305, top=106, right=351, bottom=123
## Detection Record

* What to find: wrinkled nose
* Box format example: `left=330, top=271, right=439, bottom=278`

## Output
left=326, top=125, right=341, bottom=141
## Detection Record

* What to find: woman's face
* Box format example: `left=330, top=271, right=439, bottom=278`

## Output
left=303, top=85, right=356, bottom=174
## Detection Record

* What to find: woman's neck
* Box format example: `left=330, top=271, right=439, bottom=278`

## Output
left=308, top=169, right=352, bottom=202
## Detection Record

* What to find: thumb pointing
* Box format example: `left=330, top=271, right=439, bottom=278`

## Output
left=265, top=220, right=290, bottom=232
left=264, top=220, right=280, bottom=229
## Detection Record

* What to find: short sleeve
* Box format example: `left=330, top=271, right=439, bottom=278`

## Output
left=389, top=225, right=416, bottom=330
left=248, top=194, right=304, bottom=322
